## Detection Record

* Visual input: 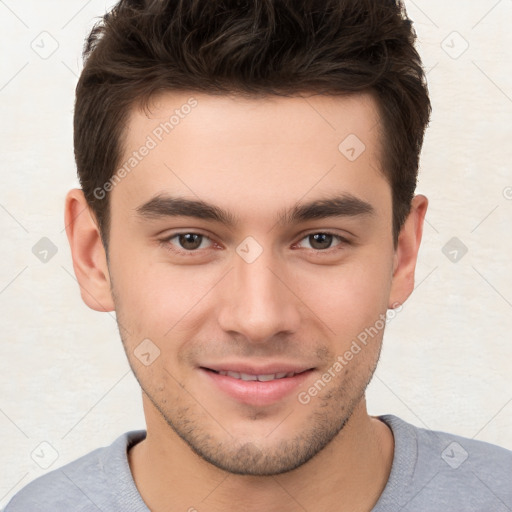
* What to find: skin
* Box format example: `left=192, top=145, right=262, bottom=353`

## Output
left=65, top=91, right=427, bottom=512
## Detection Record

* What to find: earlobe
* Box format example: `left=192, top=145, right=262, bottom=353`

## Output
left=388, top=194, right=428, bottom=308
left=64, top=189, right=115, bottom=312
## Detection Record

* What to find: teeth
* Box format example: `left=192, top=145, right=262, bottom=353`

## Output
left=257, top=374, right=276, bottom=382
left=240, top=373, right=257, bottom=381
left=217, top=370, right=297, bottom=381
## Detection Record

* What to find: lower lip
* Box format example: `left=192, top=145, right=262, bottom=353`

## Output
left=200, top=368, right=314, bottom=406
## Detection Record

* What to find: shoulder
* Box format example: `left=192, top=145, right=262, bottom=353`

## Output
left=3, top=430, right=146, bottom=512
left=376, top=415, right=512, bottom=512
left=409, top=416, right=512, bottom=478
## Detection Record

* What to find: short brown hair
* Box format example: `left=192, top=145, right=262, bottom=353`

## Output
left=74, top=0, right=431, bottom=250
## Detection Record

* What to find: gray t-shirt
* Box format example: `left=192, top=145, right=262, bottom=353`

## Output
left=3, top=414, right=511, bottom=511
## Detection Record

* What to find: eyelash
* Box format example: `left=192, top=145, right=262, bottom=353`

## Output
left=158, top=231, right=351, bottom=256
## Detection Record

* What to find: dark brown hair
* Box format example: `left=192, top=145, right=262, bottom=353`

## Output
left=74, top=0, right=431, bottom=250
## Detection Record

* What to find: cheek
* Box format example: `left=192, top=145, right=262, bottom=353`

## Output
left=110, top=250, right=221, bottom=337
left=301, top=254, right=393, bottom=340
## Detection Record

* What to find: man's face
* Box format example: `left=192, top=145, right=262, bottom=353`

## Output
left=107, top=91, right=397, bottom=475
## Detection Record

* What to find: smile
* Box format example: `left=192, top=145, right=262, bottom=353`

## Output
left=200, top=366, right=314, bottom=406
left=209, top=369, right=305, bottom=381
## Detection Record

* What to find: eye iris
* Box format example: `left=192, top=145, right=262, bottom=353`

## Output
left=179, top=233, right=202, bottom=250
left=310, top=233, right=333, bottom=250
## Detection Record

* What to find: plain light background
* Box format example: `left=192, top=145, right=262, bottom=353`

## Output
left=0, top=0, right=511, bottom=506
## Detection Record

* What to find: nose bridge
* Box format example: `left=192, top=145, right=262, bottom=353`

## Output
left=217, top=247, right=300, bottom=341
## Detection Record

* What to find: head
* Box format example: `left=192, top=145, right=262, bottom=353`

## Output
left=66, top=0, right=430, bottom=476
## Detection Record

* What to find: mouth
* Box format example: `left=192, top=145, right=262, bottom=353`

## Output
left=205, top=368, right=308, bottom=382
left=199, top=365, right=315, bottom=406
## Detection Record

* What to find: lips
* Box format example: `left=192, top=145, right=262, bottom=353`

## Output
left=209, top=369, right=307, bottom=381
left=199, top=364, right=314, bottom=406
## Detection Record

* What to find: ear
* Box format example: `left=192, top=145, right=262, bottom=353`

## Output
left=64, top=189, right=115, bottom=312
left=388, top=194, right=428, bottom=308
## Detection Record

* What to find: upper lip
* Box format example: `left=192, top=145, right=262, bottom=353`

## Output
left=200, top=362, right=314, bottom=375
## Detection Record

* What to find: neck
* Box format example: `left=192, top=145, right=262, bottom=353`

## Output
left=128, top=395, right=394, bottom=512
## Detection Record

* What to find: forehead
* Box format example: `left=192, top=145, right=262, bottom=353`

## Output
left=111, top=90, right=389, bottom=223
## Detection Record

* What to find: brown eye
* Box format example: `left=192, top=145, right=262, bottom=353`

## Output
left=308, top=233, right=334, bottom=250
left=160, top=232, right=213, bottom=254
left=178, top=233, right=204, bottom=250
left=295, top=232, right=348, bottom=252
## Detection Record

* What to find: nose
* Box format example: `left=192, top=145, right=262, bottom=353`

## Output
left=217, top=249, right=301, bottom=344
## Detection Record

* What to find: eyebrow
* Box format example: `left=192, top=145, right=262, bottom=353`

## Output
left=135, top=193, right=375, bottom=227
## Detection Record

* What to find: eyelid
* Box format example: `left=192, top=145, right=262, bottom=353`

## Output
left=158, top=231, right=218, bottom=255
left=158, top=229, right=353, bottom=256
left=293, top=230, right=351, bottom=251
left=295, top=226, right=354, bottom=240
